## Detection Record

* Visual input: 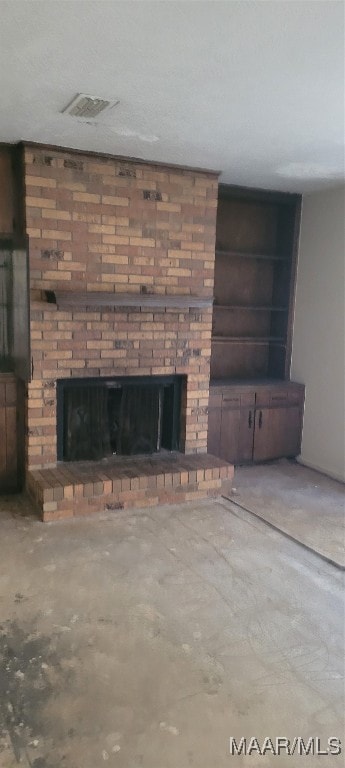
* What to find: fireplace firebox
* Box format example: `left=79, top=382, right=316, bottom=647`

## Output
left=57, top=375, right=183, bottom=462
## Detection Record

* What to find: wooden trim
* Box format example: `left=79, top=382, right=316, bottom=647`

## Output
left=215, top=248, right=286, bottom=261
left=212, top=336, right=285, bottom=345
left=12, top=143, right=26, bottom=238
left=218, top=182, right=301, bottom=205
left=284, top=196, right=302, bottom=379
left=45, top=290, right=214, bottom=310
left=214, top=304, right=288, bottom=311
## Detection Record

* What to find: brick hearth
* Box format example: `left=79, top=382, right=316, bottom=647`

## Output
left=27, top=453, right=234, bottom=522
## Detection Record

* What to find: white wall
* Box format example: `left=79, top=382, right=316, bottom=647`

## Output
left=291, top=185, right=345, bottom=482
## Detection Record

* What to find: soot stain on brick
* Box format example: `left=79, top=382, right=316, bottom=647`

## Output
left=41, top=249, right=63, bottom=261
left=118, top=166, right=136, bottom=178
left=63, top=158, right=83, bottom=172
left=0, top=619, right=74, bottom=766
left=105, top=501, right=124, bottom=511
left=143, top=189, right=162, bottom=202
left=33, top=155, right=53, bottom=167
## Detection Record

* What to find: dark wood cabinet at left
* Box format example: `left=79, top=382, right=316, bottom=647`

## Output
left=0, top=144, right=24, bottom=238
left=0, top=148, right=15, bottom=235
left=0, top=374, right=18, bottom=492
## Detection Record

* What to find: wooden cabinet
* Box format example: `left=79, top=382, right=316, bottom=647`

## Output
left=208, top=381, right=305, bottom=465
left=0, top=145, right=24, bottom=242
left=253, top=406, right=301, bottom=461
left=207, top=184, right=304, bottom=465
left=0, top=150, right=26, bottom=493
left=220, top=391, right=255, bottom=463
left=207, top=391, right=222, bottom=456
left=0, top=150, right=14, bottom=235
left=0, top=374, right=18, bottom=492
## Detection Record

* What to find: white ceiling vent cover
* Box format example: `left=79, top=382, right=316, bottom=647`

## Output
left=62, top=94, right=119, bottom=119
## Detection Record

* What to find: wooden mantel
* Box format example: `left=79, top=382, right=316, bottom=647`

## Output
left=45, top=290, right=213, bottom=310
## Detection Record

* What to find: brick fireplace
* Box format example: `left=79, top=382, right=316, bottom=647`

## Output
left=23, top=145, right=233, bottom=519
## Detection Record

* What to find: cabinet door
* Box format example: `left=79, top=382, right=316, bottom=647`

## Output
left=238, top=407, right=255, bottom=462
left=220, top=406, right=254, bottom=464
left=253, top=406, right=302, bottom=462
left=0, top=150, right=14, bottom=234
left=207, top=404, right=222, bottom=456
left=0, top=398, right=17, bottom=492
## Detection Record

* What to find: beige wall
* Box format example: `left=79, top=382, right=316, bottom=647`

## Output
left=291, top=185, right=345, bottom=481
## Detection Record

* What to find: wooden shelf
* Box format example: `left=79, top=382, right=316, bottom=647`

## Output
left=211, top=186, right=300, bottom=383
left=215, top=248, right=287, bottom=262
left=212, top=336, right=286, bottom=345
left=45, top=290, right=213, bottom=310
left=213, top=304, right=288, bottom=312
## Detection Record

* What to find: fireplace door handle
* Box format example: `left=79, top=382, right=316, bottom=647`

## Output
left=248, top=410, right=252, bottom=429
left=258, top=410, right=263, bottom=429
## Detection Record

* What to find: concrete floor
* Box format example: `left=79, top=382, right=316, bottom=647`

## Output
left=229, top=460, right=345, bottom=568
left=0, top=488, right=344, bottom=767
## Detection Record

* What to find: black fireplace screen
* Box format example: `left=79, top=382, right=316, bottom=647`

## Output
left=57, top=375, right=182, bottom=462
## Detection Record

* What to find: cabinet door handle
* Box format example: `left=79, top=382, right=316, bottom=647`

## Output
left=258, top=410, right=263, bottom=429
left=248, top=410, right=252, bottom=428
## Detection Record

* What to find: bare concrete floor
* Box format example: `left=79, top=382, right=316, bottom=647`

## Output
left=229, top=460, right=345, bottom=568
left=0, top=493, right=344, bottom=767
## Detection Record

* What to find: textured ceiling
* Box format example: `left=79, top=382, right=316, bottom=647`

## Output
left=0, top=0, right=344, bottom=191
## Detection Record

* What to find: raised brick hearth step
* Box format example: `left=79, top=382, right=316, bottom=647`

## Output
left=26, top=453, right=234, bottom=522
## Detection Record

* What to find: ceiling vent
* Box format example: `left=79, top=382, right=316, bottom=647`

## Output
left=62, top=94, right=119, bottom=119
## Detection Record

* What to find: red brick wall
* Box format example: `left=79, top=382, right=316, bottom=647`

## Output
left=23, top=146, right=218, bottom=469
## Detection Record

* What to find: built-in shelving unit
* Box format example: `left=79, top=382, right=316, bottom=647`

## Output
left=210, top=186, right=301, bottom=381
left=208, top=185, right=304, bottom=466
